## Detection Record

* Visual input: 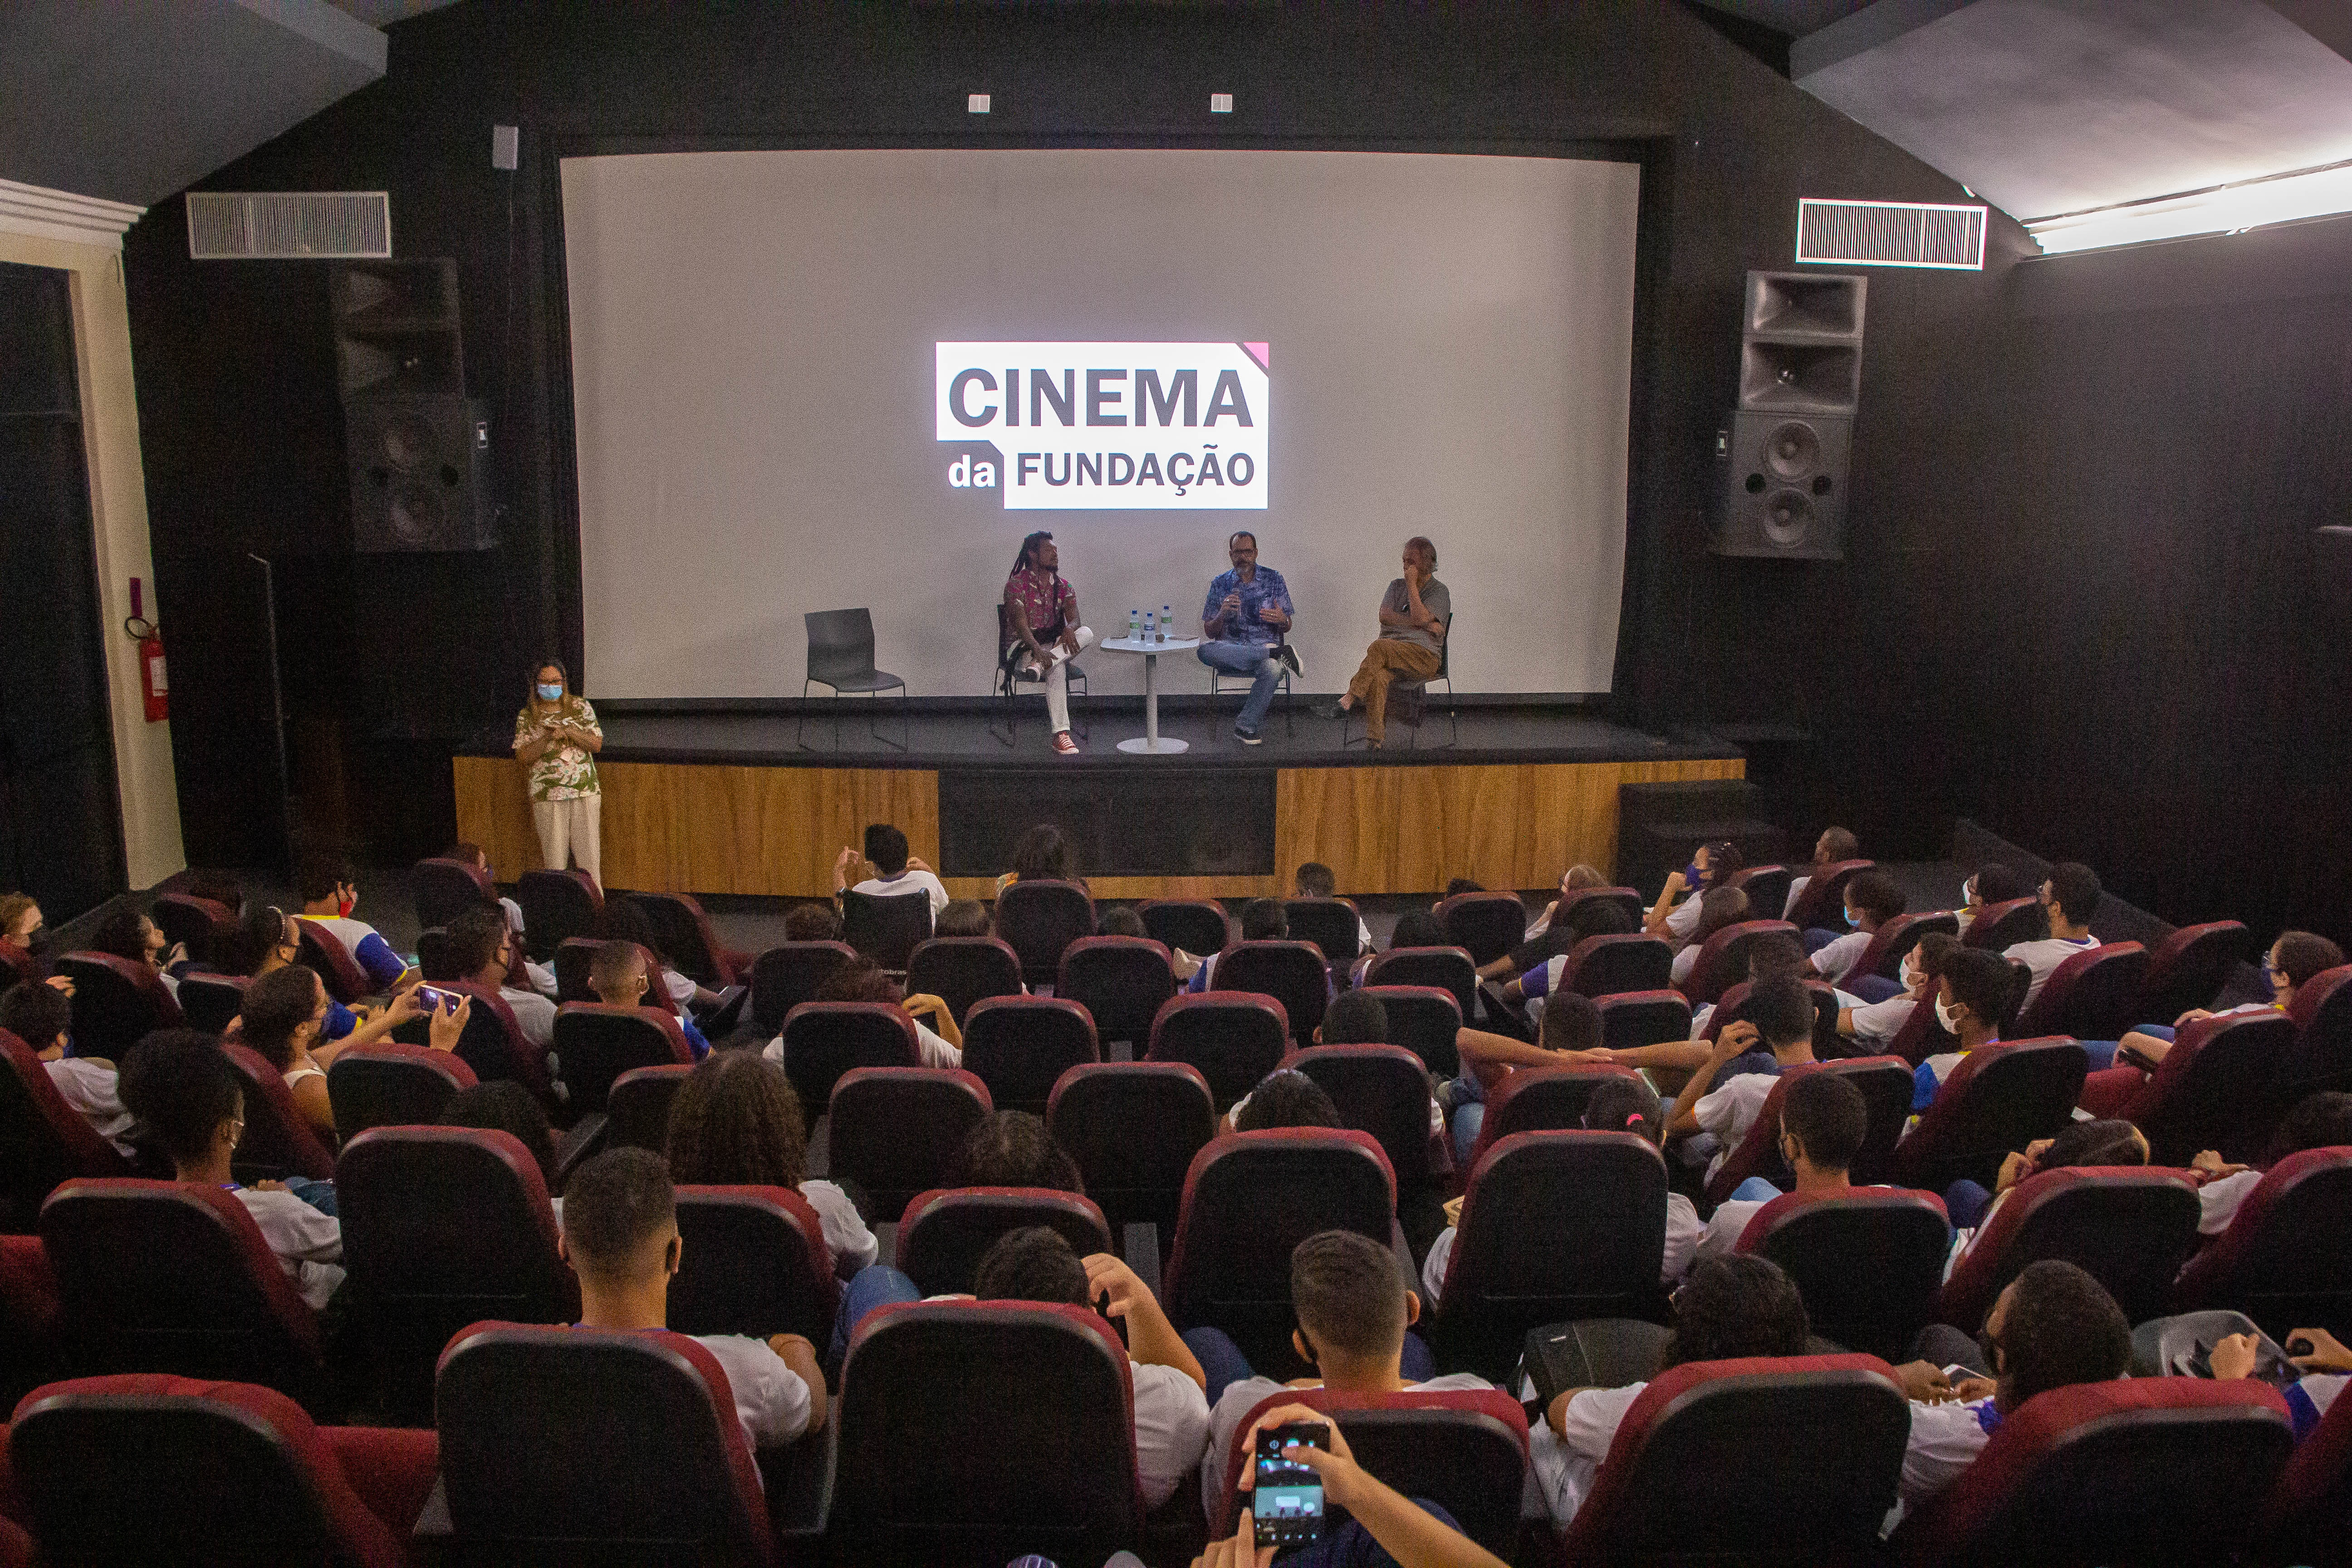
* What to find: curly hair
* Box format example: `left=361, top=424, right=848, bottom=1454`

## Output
left=663, top=1049, right=809, bottom=1189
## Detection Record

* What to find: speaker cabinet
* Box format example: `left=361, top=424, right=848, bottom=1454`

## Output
left=1713, top=409, right=1850, bottom=560
left=346, top=395, right=495, bottom=553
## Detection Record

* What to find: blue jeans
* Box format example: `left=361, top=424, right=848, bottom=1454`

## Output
left=284, top=1177, right=337, bottom=1217
left=1182, top=1325, right=1437, bottom=1406
left=1945, top=1178, right=1994, bottom=1230
left=832, top=1263, right=921, bottom=1366
left=1730, top=1176, right=1783, bottom=1203
left=2081, top=1023, right=2169, bottom=1073
left=1199, top=640, right=1284, bottom=735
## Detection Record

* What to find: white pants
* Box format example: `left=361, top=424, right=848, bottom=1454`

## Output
left=1022, top=626, right=1095, bottom=733
left=532, top=793, right=602, bottom=887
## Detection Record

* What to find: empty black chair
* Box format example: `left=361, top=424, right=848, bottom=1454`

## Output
left=1146, top=992, right=1291, bottom=1112
left=827, top=1066, right=993, bottom=1220
left=672, top=1184, right=840, bottom=1343
left=1057, top=936, right=1176, bottom=1046
left=1141, top=899, right=1230, bottom=958
left=905, top=936, right=1024, bottom=1026
left=1048, top=1060, right=1218, bottom=1236
left=994, top=880, right=1095, bottom=985
left=1595, top=990, right=1694, bottom=1053
left=1437, top=892, right=1528, bottom=968
left=1362, top=946, right=1477, bottom=1020
left=960, top=995, right=1100, bottom=1114
left=412, top=854, right=495, bottom=931
left=896, top=1187, right=1113, bottom=1298
left=2140, top=920, right=2254, bottom=1023
left=841, top=888, right=933, bottom=968
left=1358, top=984, right=1463, bottom=1077
left=514, top=868, right=603, bottom=958
left=800, top=606, right=909, bottom=750
left=1737, top=1189, right=1955, bottom=1360
left=176, top=970, right=249, bottom=1035
left=776, top=1002, right=920, bottom=1135
left=552, top=1002, right=694, bottom=1114
left=607, top=1063, right=692, bottom=1153
left=1285, top=898, right=1365, bottom=966
left=326, top=1043, right=479, bottom=1144
left=151, top=893, right=235, bottom=970
left=751, top=939, right=856, bottom=1034
left=627, top=890, right=749, bottom=987
left=1215, top=940, right=1330, bottom=1047
left=1724, top=864, right=1793, bottom=924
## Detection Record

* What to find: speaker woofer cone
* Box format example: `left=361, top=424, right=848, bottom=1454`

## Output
left=1765, top=421, right=1821, bottom=479
left=1762, top=489, right=1815, bottom=545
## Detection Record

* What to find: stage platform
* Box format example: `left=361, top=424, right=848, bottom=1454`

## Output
left=454, top=702, right=1744, bottom=901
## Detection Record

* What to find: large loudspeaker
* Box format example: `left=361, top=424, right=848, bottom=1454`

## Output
left=331, top=258, right=496, bottom=552
left=1713, top=270, right=1864, bottom=560
left=345, top=395, right=495, bottom=553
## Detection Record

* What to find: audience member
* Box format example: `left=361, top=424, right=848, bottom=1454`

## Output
left=116, top=1031, right=344, bottom=1308
left=932, top=899, right=993, bottom=938
left=1523, top=863, right=1610, bottom=940
left=1784, top=827, right=1860, bottom=918
left=1214, top=1401, right=1508, bottom=1568
left=593, top=897, right=711, bottom=1011
left=1666, top=974, right=1817, bottom=1183
left=834, top=822, right=947, bottom=916
left=1532, top=1254, right=1810, bottom=1528
left=1804, top=870, right=1906, bottom=992
left=1, top=978, right=134, bottom=1156
left=1498, top=897, right=1638, bottom=1006
left=2103, top=929, right=2344, bottom=1074
left=1441, top=877, right=1484, bottom=902
left=1193, top=1230, right=1491, bottom=1517
left=2004, top=861, right=2102, bottom=1010
left=1953, top=861, right=2034, bottom=936
left=446, top=906, right=556, bottom=1051
left=1910, top=947, right=2012, bottom=1111
left=1645, top=841, right=1744, bottom=948
left=234, top=964, right=455, bottom=1138
left=1223, top=990, right=1392, bottom=1132
left=1695, top=1071, right=1872, bottom=1258
left=1314, top=535, right=1450, bottom=750
left=437, top=1079, right=561, bottom=1192
left=999, top=823, right=1085, bottom=891
left=588, top=939, right=709, bottom=1057
left=1667, top=884, right=1752, bottom=987
left=972, top=1226, right=1210, bottom=1508
left=85, top=905, right=185, bottom=996
left=294, top=853, right=409, bottom=991
left=1296, top=860, right=1373, bottom=952
left=1230, top=1070, right=1344, bottom=1133
left=1942, top=1117, right=2148, bottom=1247
left=222, top=906, right=361, bottom=1052
left=1096, top=904, right=1147, bottom=938
left=663, top=1048, right=876, bottom=1274
left=1445, top=990, right=1606, bottom=1164
left=1187, top=897, right=1302, bottom=992
left=1, top=892, right=45, bottom=972
left=2207, top=1324, right=2351, bottom=1441
left=2184, top=1090, right=2352, bottom=1235
left=1349, top=908, right=1450, bottom=988
left=942, top=1109, right=1083, bottom=1192
left=443, top=839, right=530, bottom=940
left=1837, top=931, right=1957, bottom=1051
left=778, top=954, right=962, bottom=1066
left=560, top=1148, right=824, bottom=1453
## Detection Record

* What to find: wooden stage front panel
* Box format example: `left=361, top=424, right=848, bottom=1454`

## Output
left=454, top=755, right=1743, bottom=900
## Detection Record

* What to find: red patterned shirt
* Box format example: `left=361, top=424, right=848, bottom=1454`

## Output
left=1004, top=568, right=1077, bottom=650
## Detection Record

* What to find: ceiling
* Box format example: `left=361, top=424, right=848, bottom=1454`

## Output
left=1700, top=0, right=2352, bottom=225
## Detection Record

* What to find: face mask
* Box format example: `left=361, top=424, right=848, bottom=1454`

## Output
left=1899, top=962, right=1920, bottom=992
left=1961, top=877, right=1977, bottom=906
left=1684, top=859, right=1705, bottom=885
left=1844, top=907, right=1862, bottom=928
left=337, top=895, right=356, bottom=918
left=536, top=683, right=564, bottom=701
left=1935, top=994, right=1960, bottom=1033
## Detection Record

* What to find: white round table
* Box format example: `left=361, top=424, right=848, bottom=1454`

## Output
left=1100, top=634, right=1201, bottom=754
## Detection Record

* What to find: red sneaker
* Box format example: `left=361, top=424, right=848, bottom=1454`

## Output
left=1052, top=731, right=1081, bottom=755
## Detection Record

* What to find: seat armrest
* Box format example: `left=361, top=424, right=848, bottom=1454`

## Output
left=321, top=1427, right=440, bottom=1536
left=1477, top=980, right=1535, bottom=1042
left=554, top=1113, right=608, bottom=1186
left=764, top=1419, right=837, bottom=1541
left=874, top=1221, right=897, bottom=1271
left=1122, top=1221, right=1162, bottom=1300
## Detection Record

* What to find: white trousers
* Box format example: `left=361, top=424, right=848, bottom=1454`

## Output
left=532, top=793, right=602, bottom=887
left=1022, top=625, right=1095, bottom=733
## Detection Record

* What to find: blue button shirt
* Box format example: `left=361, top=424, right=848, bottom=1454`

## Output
left=1201, top=565, right=1294, bottom=647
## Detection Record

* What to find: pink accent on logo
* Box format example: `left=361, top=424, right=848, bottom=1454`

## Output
left=1241, top=342, right=1270, bottom=372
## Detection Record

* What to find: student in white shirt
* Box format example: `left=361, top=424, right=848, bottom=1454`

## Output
left=1, top=978, right=136, bottom=1157
left=1666, top=975, right=1818, bottom=1186
left=1532, top=1254, right=1812, bottom=1529
left=1668, top=886, right=1753, bottom=989
left=662, top=1049, right=877, bottom=1275
left=2002, top=861, right=2102, bottom=1012
left=1908, top=948, right=2012, bottom=1114
left=834, top=823, right=949, bottom=918
left=561, top=1148, right=824, bottom=1455
left=1193, top=1230, right=1493, bottom=1519
left=1783, top=827, right=1860, bottom=919
left=2208, top=1325, right=2352, bottom=1442
left=1805, top=871, right=1907, bottom=995
left=972, top=1225, right=1209, bottom=1510
left=1643, top=841, right=1743, bottom=949
left=116, top=1031, right=347, bottom=1311
left=2099, top=930, right=2343, bottom=1079
left=85, top=905, right=189, bottom=999
left=1695, top=1071, right=1876, bottom=1262
left=2185, top=1092, right=2352, bottom=1236
left=440, top=906, right=557, bottom=1051
left=1949, top=861, right=2033, bottom=939
left=294, top=853, right=411, bottom=992
left=1443, top=991, right=1609, bottom=1166
left=1294, top=862, right=1374, bottom=954
left=767, top=954, right=964, bottom=1068
left=1836, top=932, right=1958, bottom=1053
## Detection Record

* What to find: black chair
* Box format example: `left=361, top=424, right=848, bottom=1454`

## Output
left=1738, top=1189, right=1956, bottom=1361
left=1206, top=637, right=1295, bottom=735
left=552, top=1003, right=695, bottom=1114
left=828, top=1067, right=994, bottom=1221
left=1362, top=946, right=1477, bottom=1020
left=1285, top=899, right=1365, bottom=966
left=1147, top=992, right=1292, bottom=1112
left=1437, top=892, right=1528, bottom=968
left=1057, top=936, right=1176, bottom=1047
left=993, top=602, right=1088, bottom=746
left=514, top=869, right=603, bottom=958
left=176, top=970, right=249, bottom=1034
left=607, top=1063, right=692, bottom=1152
left=750, top=940, right=856, bottom=1034
left=960, top=995, right=1101, bottom=1115
left=776, top=1002, right=920, bottom=1134
left=1048, top=1061, right=1218, bottom=1236
left=1215, top=940, right=1330, bottom=1046
left=672, top=1184, right=840, bottom=1343
left=994, top=879, right=1095, bottom=985
left=799, top=606, right=908, bottom=750
left=1287, top=1044, right=1438, bottom=1184
left=840, top=888, right=933, bottom=969
left=1359, top=985, right=1463, bottom=1077
left=150, top=893, right=234, bottom=970
left=55, top=953, right=182, bottom=1058
left=904, top=936, right=1024, bottom=1026
left=1141, top=898, right=1230, bottom=957
left=1344, top=612, right=1456, bottom=749
left=412, top=854, right=495, bottom=931
left=325, top=1043, right=479, bottom=1144
left=897, top=1188, right=1114, bottom=1298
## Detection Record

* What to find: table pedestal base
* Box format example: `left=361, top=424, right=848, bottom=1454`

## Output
left=1116, top=736, right=1191, bottom=755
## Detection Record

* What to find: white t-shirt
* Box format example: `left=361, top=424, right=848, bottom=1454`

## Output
left=1849, top=993, right=1916, bottom=1049
left=1530, top=1381, right=1647, bottom=1527
left=46, top=1057, right=136, bottom=1157
left=234, top=1186, right=344, bottom=1311
left=1693, top=1072, right=1778, bottom=1182
left=1783, top=876, right=1812, bottom=919
left=500, top=985, right=558, bottom=1051
left=2003, top=935, right=2101, bottom=1011
left=691, top=1332, right=813, bottom=1449
left=1205, top=1372, right=1488, bottom=1519
left=764, top=1024, right=960, bottom=1073
left=664, top=968, right=697, bottom=1007
left=1664, top=897, right=1702, bottom=942
left=1811, top=931, right=1872, bottom=987
left=1670, top=944, right=1700, bottom=987
left=853, top=868, right=949, bottom=917
left=1131, top=1360, right=1213, bottom=1509
left=2197, top=1169, right=2263, bottom=1236
left=1900, top=1397, right=1999, bottom=1510
left=1423, top=1191, right=1700, bottom=1301
left=799, top=1178, right=878, bottom=1273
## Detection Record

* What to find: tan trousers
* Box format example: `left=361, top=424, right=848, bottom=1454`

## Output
left=532, top=793, right=602, bottom=887
left=1345, top=639, right=1443, bottom=744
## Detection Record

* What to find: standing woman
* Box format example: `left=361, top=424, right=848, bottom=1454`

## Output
left=1002, top=531, right=1093, bottom=756
left=513, top=659, right=604, bottom=887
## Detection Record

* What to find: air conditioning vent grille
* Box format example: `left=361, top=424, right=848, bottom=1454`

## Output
left=1797, top=199, right=1984, bottom=270
left=187, top=192, right=391, bottom=260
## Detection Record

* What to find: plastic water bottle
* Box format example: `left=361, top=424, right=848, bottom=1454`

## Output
left=1128, top=609, right=1140, bottom=643
left=1161, top=605, right=1172, bottom=642
left=1144, top=608, right=1156, bottom=642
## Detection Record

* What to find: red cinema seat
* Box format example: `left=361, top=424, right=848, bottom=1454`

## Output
left=395, top=979, right=556, bottom=1109
left=2077, top=1011, right=2292, bottom=1166
left=1891, top=1379, right=2292, bottom=1568
left=904, top=936, right=1024, bottom=1028
left=2140, top=920, right=2253, bottom=1023
left=218, top=1043, right=337, bottom=1184
left=1359, top=985, right=1463, bottom=1077
left=775, top=1000, right=919, bottom=1132
left=1846, top=910, right=1960, bottom=984
left=2171, top=1146, right=2352, bottom=1339
left=1140, top=898, right=1230, bottom=959
left=1215, top=940, right=1329, bottom=1047
left=1681, top=921, right=1803, bottom=1008
left=605, top=1063, right=692, bottom=1153
left=1437, top=892, right=1529, bottom=968
left=1562, top=1355, right=1911, bottom=1566
left=1560, top=934, right=1675, bottom=1000
left=993, top=879, right=1094, bottom=986
left=434, top=1324, right=781, bottom=1566
left=1786, top=859, right=1875, bottom=933
left=7, top=1375, right=436, bottom=1568
left=960, top=995, right=1100, bottom=1114
left=1428, top=1131, right=1670, bottom=1380
left=1162, top=1129, right=1398, bottom=1378
left=628, top=889, right=750, bottom=987
left=513, top=867, right=603, bottom=959
left=750, top=940, right=856, bottom=1034
left=1596, top=990, right=1693, bottom=1054
left=291, top=924, right=374, bottom=1006
left=551, top=936, right=603, bottom=1004
left=1704, top=1058, right=1916, bottom=1204
left=1146, top=991, right=1290, bottom=1112
left=671, top=1184, right=840, bottom=1343
left=0, top=1027, right=133, bottom=1232
left=836, top=1301, right=1144, bottom=1565
left=1962, top=896, right=2043, bottom=951
left=325, top=1043, right=478, bottom=1144
left=552, top=1002, right=694, bottom=1113
left=1056, top=936, right=1174, bottom=1048
left=2273, top=963, right=2352, bottom=1112
left=1463, top=1065, right=1640, bottom=1169
left=1556, top=886, right=1644, bottom=927
left=1211, top=1385, right=1530, bottom=1556
left=39, top=1179, right=325, bottom=1405
left=1725, top=864, right=1793, bottom=924
left=839, top=888, right=933, bottom=969
left=894, top=1186, right=1112, bottom=1298
left=411, top=854, right=495, bottom=931
left=2258, top=1372, right=2352, bottom=1568
left=2014, top=942, right=2149, bottom=1043
left=1736, top=1190, right=1954, bottom=1361
left=1285, top=1043, right=1439, bottom=1185
left=826, top=1067, right=992, bottom=1221
left=150, top=893, right=235, bottom=971
left=1047, top=1061, right=1217, bottom=1236
left=1891, top=1039, right=2090, bottom=1193
left=54, top=952, right=182, bottom=1057
left=1284, top=897, right=1365, bottom=966
left=175, top=970, right=249, bottom=1034
left=1363, top=946, right=1478, bottom=1020
left=1936, top=1166, right=2201, bottom=1331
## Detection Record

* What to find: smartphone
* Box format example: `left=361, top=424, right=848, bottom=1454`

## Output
left=411, top=985, right=451, bottom=1014
left=1253, top=1421, right=1328, bottom=1549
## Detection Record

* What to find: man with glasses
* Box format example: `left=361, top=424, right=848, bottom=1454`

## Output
left=1196, top=530, right=1297, bottom=745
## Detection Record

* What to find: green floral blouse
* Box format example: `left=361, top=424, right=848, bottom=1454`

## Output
left=515, top=696, right=602, bottom=801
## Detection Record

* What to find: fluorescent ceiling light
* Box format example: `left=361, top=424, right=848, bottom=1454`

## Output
left=2027, top=159, right=2352, bottom=255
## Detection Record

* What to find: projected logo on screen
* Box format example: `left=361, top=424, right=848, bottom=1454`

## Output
left=936, top=341, right=1268, bottom=510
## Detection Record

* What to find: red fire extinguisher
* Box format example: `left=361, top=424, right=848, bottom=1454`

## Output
left=126, top=578, right=167, bottom=723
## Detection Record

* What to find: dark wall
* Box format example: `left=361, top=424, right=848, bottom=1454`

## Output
left=118, top=0, right=2347, bottom=946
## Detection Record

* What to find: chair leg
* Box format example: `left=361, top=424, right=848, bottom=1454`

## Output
left=797, top=680, right=813, bottom=750
left=1441, top=675, right=1459, bottom=749
left=865, top=686, right=908, bottom=752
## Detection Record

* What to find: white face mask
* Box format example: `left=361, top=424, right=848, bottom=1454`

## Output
left=1935, top=993, right=1960, bottom=1033
left=1899, top=960, right=1920, bottom=992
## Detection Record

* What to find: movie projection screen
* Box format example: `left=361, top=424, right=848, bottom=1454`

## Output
left=561, top=148, right=1640, bottom=698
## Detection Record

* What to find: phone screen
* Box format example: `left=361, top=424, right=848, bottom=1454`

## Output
left=1253, top=1422, right=1327, bottom=1548
left=412, top=985, right=448, bottom=1014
